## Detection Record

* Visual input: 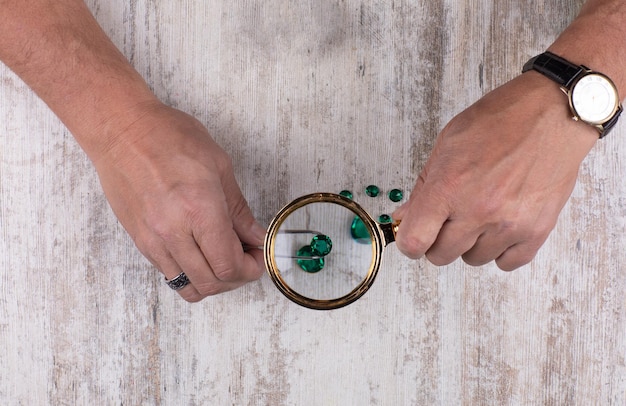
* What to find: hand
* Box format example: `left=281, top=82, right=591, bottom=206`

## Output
left=393, top=72, right=598, bottom=270
left=92, top=102, right=266, bottom=301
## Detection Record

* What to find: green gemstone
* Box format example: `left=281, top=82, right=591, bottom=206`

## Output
left=378, top=214, right=392, bottom=224
left=388, top=188, right=403, bottom=202
left=350, top=216, right=372, bottom=244
left=339, top=190, right=353, bottom=200
left=365, top=185, right=380, bottom=197
left=310, top=234, right=332, bottom=256
left=296, top=245, right=325, bottom=273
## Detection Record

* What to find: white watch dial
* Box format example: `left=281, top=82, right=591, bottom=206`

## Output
left=571, top=73, right=619, bottom=124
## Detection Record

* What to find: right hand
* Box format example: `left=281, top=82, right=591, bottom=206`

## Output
left=393, top=72, right=598, bottom=271
left=92, top=102, right=266, bottom=302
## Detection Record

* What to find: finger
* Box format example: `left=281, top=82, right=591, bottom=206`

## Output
left=135, top=209, right=246, bottom=300
left=141, top=241, right=205, bottom=302
left=220, top=168, right=266, bottom=276
left=495, top=205, right=559, bottom=271
left=495, top=243, right=538, bottom=271
left=221, top=170, right=267, bottom=248
left=395, top=207, right=450, bottom=259
left=167, top=235, right=243, bottom=298
left=165, top=271, right=203, bottom=303
left=461, top=231, right=519, bottom=267
left=171, top=275, right=204, bottom=303
left=192, top=187, right=264, bottom=283
left=495, top=238, right=546, bottom=271
left=424, top=219, right=481, bottom=266
left=393, top=186, right=451, bottom=259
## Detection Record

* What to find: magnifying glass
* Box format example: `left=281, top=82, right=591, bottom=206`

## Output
left=264, top=192, right=399, bottom=310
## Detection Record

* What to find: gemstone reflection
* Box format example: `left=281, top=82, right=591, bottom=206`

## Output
left=296, top=245, right=325, bottom=273
left=350, top=216, right=372, bottom=244
left=310, top=234, right=333, bottom=256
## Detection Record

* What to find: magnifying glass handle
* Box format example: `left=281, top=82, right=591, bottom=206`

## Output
left=379, top=220, right=400, bottom=247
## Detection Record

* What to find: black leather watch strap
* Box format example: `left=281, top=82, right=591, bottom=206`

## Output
left=522, top=51, right=585, bottom=88
left=600, top=104, right=623, bottom=138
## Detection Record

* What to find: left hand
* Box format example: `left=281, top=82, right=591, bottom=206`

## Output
left=92, top=102, right=266, bottom=302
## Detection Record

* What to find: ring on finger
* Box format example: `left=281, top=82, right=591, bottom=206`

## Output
left=165, top=272, right=190, bottom=290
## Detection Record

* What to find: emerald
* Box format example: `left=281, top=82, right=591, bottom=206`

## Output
left=296, top=245, right=325, bottom=273
left=310, top=234, right=333, bottom=256
left=339, top=190, right=353, bottom=200
left=350, top=216, right=372, bottom=244
left=388, top=189, right=403, bottom=202
left=378, top=214, right=392, bottom=224
left=365, top=185, right=380, bottom=197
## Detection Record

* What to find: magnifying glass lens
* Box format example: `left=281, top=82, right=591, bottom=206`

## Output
left=271, top=201, right=375, bottom=301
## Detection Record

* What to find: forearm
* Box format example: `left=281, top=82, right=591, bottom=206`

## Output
left=549, top=0, right=626, bottom=95
left=0, top=0, right=157, bottom=161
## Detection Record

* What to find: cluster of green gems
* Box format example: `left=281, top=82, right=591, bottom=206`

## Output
left=296, top=234, right=333, bottom=273
left=341, top=186, right=403, bottom=203
left=296, top=186, right=403, bottom=272
left=341, top=185, right=404, bottom=245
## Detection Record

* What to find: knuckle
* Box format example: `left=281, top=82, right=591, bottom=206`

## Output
left=212, top=262, right=238, bottom=282
left=396, top=223, right=437, bottom=258
left=133, top=232, right=166, bottom=262
left=497, top=246, right=538, bottom=271
left=212, top=149, right=234, bottom=175
left=530, top=222, right=555, bottom=243
left=396, top=234, right=429, bottom=260
left=229, top=194, right=252, bottom=221
left=474, top=196, right=506, bottom=221
left=149, top=212, right=189, bottom=245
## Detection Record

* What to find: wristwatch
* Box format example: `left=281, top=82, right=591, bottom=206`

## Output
left=522, top=51, right=623, bottom=138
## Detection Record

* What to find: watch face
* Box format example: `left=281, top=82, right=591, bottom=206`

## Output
left=571, top=73, right=620, bottom=124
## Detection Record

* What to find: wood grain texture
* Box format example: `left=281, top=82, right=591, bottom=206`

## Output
left=1, top=0, right=625, bottom=404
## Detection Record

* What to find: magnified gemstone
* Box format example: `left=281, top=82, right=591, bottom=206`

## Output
left=378, top=214, right=392, bottom=224
left=296, top=245, right=325, bottom=273
left=339, top=190, right=353, bottom=200
left=350, top=216, right=372, bottom=244
left=310, top=234, right=333, bottom=256
left=388, top=188, right=403, bottom=202
left=365, top=185, right=380, bottom=197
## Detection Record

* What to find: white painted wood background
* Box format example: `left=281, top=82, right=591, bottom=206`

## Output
left=1, top=0, right=625, bottom=404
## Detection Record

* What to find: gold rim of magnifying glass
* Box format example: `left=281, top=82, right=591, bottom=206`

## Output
left=264, top=192, right=386, bottom=310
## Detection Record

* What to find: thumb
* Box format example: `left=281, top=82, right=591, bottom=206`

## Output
left=221, top=171, right=266, bottom=247
left=393, top=174, right=449, bottom=259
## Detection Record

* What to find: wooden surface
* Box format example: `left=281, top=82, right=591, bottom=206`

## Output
left=1, top=0, right=625, bottom=404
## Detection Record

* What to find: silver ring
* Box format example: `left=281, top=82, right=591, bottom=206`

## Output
left=165, top=272, right=190, bottom=290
